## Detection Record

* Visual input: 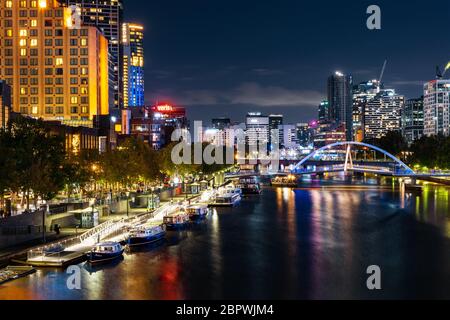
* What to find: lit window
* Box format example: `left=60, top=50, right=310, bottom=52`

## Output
left=81, top=39, right=87, bottom=46
left=19, top=29, right=27, bottom=37
left=6, top=1, right=12, bottom=8
left=30, top=39, right=38, bottom=46
left=20, top=49, right=27, bottom=56
left=31, top=1, right=37, bottom=8
left=31, top=106, right=38, bottom=114
left=71, top=97, right=78, bottom=104
left=31, top=20, right=38, bottom=27
left=20, top=39, right=27, bottom=46
left=56, top=58, right=63, bottom=66
left=39, top=0, right=47, bottom=8
left=6, top=30, right=13, bottom=37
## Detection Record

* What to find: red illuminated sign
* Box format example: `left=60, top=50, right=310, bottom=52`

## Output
left=155, top=104, right=174, bottom=112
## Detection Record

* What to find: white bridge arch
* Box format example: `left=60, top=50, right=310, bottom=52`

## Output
left=291, top=141, right=415, bottom=175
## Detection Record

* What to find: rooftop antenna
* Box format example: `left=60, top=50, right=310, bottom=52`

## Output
left=377, top=59, right=387, bottom=93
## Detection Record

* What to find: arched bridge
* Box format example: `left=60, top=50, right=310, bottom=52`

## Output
left=291, top=141, right=416, bottom=176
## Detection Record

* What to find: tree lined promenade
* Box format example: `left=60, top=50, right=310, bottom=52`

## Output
left=0, top=116, right=230, bottom=217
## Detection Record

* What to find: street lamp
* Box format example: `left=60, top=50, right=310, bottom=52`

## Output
left=126, top=191, right=130, bottom=217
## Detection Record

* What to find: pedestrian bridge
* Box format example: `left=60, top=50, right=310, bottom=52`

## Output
left=291, top=141, right=415, bottom=176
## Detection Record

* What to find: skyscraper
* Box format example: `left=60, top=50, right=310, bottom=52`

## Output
left=122, top=23, right=144, bottom=107
left=246, top=112, right=269, bottom=154
left=364, top=90, right=404, bottom=140
left=423, top=80, right=450, bottom=137
left=402, top=97, right=424, bottom=145
left=327, top=72, right=353, bottom=141
left=0, top=0, right=110, bottom=125
left=269, top=114, right=283, bottom=148
left=317, top=100, right=329, bottom=124
left=352, top=80, right=379, bottom=141
left=59, top=0, right=124, bottom=112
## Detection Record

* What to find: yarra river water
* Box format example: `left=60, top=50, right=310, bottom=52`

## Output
left=0, top=176, right=449, bottom=300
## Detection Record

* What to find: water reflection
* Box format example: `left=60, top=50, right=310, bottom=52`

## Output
left=0, top=177, right=449, bottom=299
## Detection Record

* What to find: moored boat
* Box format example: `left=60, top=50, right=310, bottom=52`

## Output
left=210, top=191, right=241, bottom=207
left=186, top=204, right=209, bottom=220
left=163, top=212, right=190, bottom=230
left=86, top=242, right=124, bottom=265
left=236, top=177, right=262, bottom=195
left=271, top=175, right=298, bottom=188
left=127, top=224, right=166, bottom=246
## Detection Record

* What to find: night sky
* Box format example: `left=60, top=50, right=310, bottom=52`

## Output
left=126, top=0, right=450, bottom=125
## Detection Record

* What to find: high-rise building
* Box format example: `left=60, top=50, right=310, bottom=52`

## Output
left=0, top=80, right=11, bottom=129
left=296, top=123, right=313, bottom=147
left=0, top=0, right=110, bottom=125
left=269, top=114, right=283, bottom=148
left=364, top=90, right=404, bottom=140
left=327, top=72, right=353, bottom=140
left=246, top=112, right=269, bottom=152
left=59, top=0, right=124, bottom=111
left=402, top=97, right=424, bottom=145
left=318, top=100, right=329, bottom=124
left=352, top=80, right=379, bottom=141
left=122, top=23, right=144, bottom=107
left=423, top=80, right=450, bottom=137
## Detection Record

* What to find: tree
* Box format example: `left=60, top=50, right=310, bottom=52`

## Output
left=365, top=131, right=407, bottom=158
left=4, top=116, right=66, bottom=209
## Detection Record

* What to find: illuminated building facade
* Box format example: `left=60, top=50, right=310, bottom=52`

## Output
left=123, top=23, right=144, bottom=107
left=246, top=112, right=270, bottom=151
left=327, top=72, right=353, bottom=141
left=402, top=97, right=424, bottom=144
left=352, top=80, right=379, bottom=141
left=59, top=0, right=124, bottom=111
left=423, top=80, right=450, bottom=137
left=122, top=104, right=187, bottom=149
left=364, top=89, right=404, bottom=140
left=0, top=80, right=11, bottom=129
left=0, top=0, right=110, bottom=126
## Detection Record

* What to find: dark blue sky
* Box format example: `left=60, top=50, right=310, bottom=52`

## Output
left=126, top=0, right=450, bottom=125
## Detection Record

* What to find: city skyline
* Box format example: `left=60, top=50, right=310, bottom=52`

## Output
left=126, top=0, right=450, bottom=123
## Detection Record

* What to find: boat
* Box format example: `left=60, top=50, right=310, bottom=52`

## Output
left=210, top=189, right=241, bottom=207
left=186, top=204, right=209, bottom=220
left=271, top=175, right=298, bottom=188
left=86, top=242, right=124, bottom=265
left=224, top=184, right=243, bottom=196
left=163, top=212, right=190, bottom=230
left=236, top=177, right=262, bottom=195
left=0, top=266, right=36, bottom=285
left=127, top=224, right=166, bottom=246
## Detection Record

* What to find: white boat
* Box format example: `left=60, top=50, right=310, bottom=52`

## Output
left=127, top=224, right=166, bottom=246
left=210, top=188, right=241, bottom=207
left=163, top=211, right=190, bottom=230
left=186, top=204, right=209, bottom=220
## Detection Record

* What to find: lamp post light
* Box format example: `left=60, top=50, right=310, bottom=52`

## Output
left=126, top=191, right=130, bottom=218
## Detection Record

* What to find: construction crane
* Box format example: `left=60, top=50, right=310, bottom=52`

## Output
left=377, top=59, right=387, bottom=93
left=442, top=61, right=450, bottom=78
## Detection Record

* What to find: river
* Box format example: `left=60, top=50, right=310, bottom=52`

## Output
left=0, top=176, right=449, bottom=300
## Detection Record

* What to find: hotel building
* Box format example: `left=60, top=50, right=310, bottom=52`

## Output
left=122, top=23, right=144, bottom=107
left=58, top=0, right=124, bottom=111
left=0, top=0, right=110, bottom=126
